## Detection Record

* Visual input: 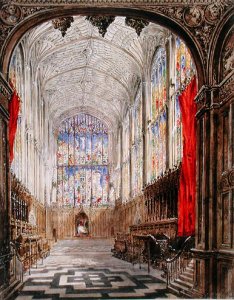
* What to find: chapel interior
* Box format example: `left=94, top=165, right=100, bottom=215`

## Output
left=0, top=2, right=233, bottom=300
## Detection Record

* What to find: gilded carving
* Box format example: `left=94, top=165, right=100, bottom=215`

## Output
left=222, top=27, right=234, bottom=79
left=7, top=0, right=234, bottom=3
left=194, top=85, right=208, bottom=104
left=220, top=173, right=229, bottom=191
left=0, top=1, right=232, bottom=72
left=204, top=4, right=222, bottom=24
left=219, top=72, right=234, bottom=103
left=52, top=17, right=74, bottom=37
left=219, top=168, right=234, bottom=191
left=125, top=17, right=149, bottom=36
left=228, top=169, right=234, bottom=187
left=86, top=16, right=115, bottom=37
left=0, top=74, right=12, bottom=102
left=21, top=5, right=51, bottom=17
left=0, top=0, right=233, bottom=111
left=0, top=4, right=22, bottom=26
left=183, top=6, right=203, bottom=27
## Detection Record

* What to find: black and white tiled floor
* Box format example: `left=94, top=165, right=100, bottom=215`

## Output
left=15, top=239, right=178, bottom=299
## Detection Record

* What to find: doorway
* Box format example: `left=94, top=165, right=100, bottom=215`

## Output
left=75, top=212, right=89, bottom=237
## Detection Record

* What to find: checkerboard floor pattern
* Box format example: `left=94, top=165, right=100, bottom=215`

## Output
left=15, top=239, right=178, bottom=299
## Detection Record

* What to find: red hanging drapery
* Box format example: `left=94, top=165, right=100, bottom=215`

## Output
left=9, top=86, right=20, bottom=163
left=178, top=76, right=197, bottom=237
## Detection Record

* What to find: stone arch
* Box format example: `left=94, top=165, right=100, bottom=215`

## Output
left=209, top=9, right=234, bottom=85
left=75, top=210, right=89, bottom=236
left=1, top=6, right=205, bottom=88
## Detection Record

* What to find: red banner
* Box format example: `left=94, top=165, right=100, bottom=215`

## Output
left=178, top=76, right=197, bottom=237
left=9, top=87, right=20, bottom=163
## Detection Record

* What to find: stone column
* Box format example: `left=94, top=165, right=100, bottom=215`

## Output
left=129, top=106, right=133, bottom=198
left=120, top=124, right=123, bottom=202
left=142, top=79, right=149, bottom=186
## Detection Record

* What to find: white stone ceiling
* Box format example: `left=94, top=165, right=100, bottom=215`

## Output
left=24, top=16, right=166, bottom=130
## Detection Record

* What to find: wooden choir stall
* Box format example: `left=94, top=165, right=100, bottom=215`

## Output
left=112, top=167, right=192, bottom=272
left=10, top=174, right=51, bottom=274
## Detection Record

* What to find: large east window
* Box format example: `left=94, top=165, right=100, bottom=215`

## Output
left=57, top=114, right=109, bottom=207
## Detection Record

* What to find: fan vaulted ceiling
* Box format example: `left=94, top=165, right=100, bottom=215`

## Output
left=22, top=16, right=167, bottom=130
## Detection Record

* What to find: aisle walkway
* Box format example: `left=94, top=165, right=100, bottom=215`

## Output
left=15, top=239, right=178, bottom=299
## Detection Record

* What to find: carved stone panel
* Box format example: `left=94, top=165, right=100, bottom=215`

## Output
left=217, top=259, right=234, bottom=299
left=217, top=100, right=233, bottom=250
left=222, top=26, right=234, bottom=80
left=0, top=73, right=12, bottom=111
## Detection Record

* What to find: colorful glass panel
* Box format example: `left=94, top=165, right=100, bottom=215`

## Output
left=151, top=47, right=167, bottom=179
left=151, top=109, right=167, bottom=179
left=57, top=114, right=109, bottom=207
left=173, top=37, right=196, bottom=164
left=151, top=47, right=167, bottom=121
left=175, top=37, right=195, bottom=91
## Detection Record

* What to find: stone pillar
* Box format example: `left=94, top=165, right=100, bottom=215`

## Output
left=129, top=106, right=133, bottom=198
left=142, top=79, right=149, bottom=186
left=0, top=73, right=12, bottom=298
left=120, top=124, right=123, bottom=202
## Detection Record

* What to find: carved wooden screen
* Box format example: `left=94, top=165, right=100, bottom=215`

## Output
left=57, top=114, right=109, bottom=207
left=0, top=115, right=9, bottom=255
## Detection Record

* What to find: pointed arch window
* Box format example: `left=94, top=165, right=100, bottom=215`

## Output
left=57, top=114, right=109, bottom=207
left=151, top=47, right=167, bottom=179
left=171, top=37, right=196, bottom=165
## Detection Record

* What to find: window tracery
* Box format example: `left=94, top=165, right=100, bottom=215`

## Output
left=171, top=37, right=196, bottom=166
left=57, top=113, right=109, bottom=207
left=151, top=47, right=167, bottom=179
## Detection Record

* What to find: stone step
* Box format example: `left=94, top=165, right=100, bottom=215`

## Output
left=174, top=277, right=194, bottom=289
left=179, top=273, right=194, bottom=284
left=183, top=269, right=194, bottom=277
left=4, top=279, right=23, bottom=300
left=168, top=259, right=195, bottom=298
left=186, top=263, right=194, bottom=269
left=187, top=260, right=195, bottom=268
left=169, top=280, right=191, bottom=294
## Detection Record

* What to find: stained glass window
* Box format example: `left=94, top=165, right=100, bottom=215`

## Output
left=175, top=37, right=195, bottom=92
left=9, top=48, right=24, bottom=179
left=172, top=37, right=196, bottom=165
left=151, top=47, right=167, bottom=122
left=151, top=47, right=167, bottom=179
left=57, top=114, right=109, bottom=207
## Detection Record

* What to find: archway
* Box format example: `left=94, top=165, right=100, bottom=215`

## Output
left=4, top=6, right=200, bottom=294
left=75, top=211, right=89, bottom=237
left=1, top=6, right=205, bottom=87
left=0, top=2, right=233, bottom=299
